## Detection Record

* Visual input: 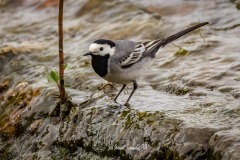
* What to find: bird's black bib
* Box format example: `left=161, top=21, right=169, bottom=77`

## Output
left=91, top=54, right=109, bottom=77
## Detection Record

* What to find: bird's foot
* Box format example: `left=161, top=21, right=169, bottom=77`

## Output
left=113, top=100, right=120, bottom=105
left=124, top=102, right=131, bottom=108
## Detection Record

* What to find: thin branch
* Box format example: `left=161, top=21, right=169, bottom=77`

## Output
left=58, top=0, right=66, bottom=103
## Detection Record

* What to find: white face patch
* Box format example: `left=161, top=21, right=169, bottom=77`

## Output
left=89, top=43, right=115, bottom=57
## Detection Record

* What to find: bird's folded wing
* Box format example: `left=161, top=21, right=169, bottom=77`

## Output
left=120, top=39, right=161, bottom=68
left=120, top=43, right=145, bottom=67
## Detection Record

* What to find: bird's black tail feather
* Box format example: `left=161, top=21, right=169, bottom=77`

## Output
left=160, top=22, right=209, bottom=47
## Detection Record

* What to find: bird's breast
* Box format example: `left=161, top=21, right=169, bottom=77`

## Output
left=91, top=55, right=109, bottom=77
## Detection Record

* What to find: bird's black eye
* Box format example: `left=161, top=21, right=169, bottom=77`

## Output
left=100, top=47, right=104, bottom=51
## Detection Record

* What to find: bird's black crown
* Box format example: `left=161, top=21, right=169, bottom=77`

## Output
left=93, top=39, right=116, bottom=48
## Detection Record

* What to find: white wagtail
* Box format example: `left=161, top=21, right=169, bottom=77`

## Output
left=84, top=22, right=209, bottom=105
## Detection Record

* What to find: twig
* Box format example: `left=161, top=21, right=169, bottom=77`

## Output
left=58, top=0, right=66, bottom=103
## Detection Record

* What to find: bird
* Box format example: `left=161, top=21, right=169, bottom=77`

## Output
left=84, top=22, right=209, bottom=106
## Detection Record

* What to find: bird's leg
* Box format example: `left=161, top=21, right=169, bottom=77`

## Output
left=125, top=80, right=138, bottom=105
left=114, top=84, right=127, bottom=102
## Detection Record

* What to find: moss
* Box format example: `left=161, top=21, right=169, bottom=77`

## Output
left=137, top=111, right=148, bottom=121
left=50, top=99, right=75, bottom=119
left=147, top=147, right=181, bottom=160
left=175, top=88, right=191, bottom=96
left=25, top=113, right=36, bottom=124
left=164, top=84, right=191, bottom=96
left=120, top=110, right=131, bottom=118
left=32, top=154, right=39, bottom=160
left=38, top=141, right=43, bottom=147
left=0, top=86, right=40, bottom=138
left=124, top=114, right=134, bottom=129
left=38, top=111, right=48, bottom=118
left=58, top=122, right=65, bottom=138
left=0, top=80, right=10, bottom=93
left=49, top=146, right=74, bottom=160
left=144, top=136, right=151, bottom=144
left=41, top=126, right=49, bottom=138
left=205, top=148, right=222, bottom=160
left=0, top=142, right=13, bottom=159
left=236, top=0, right=240, bottom=10
left=14, top=123, right=25, bottom=137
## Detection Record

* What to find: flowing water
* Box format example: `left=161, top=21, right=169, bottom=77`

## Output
left=0, top=0, right=240, bottom=159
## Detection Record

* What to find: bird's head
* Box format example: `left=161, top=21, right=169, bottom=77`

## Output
left=84, top=39, right=116, bottom=57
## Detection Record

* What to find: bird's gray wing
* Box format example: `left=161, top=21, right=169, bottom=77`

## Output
left=119, top=43, right=145, bottom=66
left=119, top=39, right=161, bottom=68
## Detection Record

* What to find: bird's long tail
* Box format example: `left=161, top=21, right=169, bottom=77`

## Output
left=147, top=22, right=209, bottom=55
left=160, top=22, right=209, bottom=47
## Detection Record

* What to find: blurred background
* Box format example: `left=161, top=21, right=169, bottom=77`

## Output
left=0, top=0, right=240, bottom=159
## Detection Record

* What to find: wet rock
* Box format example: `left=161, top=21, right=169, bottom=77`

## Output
left=50, top=105, right=183, bottom=159
left=75, top=0, right=113, bottom=17
left=210, top=130, right=240, bottom=160
left=151, top=83, right=191, bottom=96
left=174, top=127, right=218, bottom=159
left=0, top=80, right=10, bottom=94
left=29, top=119, right=43, bottom=134
left=0, top=42, right=47, bottom=54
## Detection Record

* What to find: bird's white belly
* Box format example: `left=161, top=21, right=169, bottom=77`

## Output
left=103, top=70, right=142, bottom=84
left=104, top=58, right=152, bottom=84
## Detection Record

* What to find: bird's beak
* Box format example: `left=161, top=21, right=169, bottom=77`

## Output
left=83, top=51, right=92, bottom=56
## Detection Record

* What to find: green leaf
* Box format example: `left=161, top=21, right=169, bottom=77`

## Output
left=50, top=70, right=59, bottom=85
left=64, top=64, right=68, bottom=70
left=174, top=48, right=189, bottom=57
left=47, top=73, right=55, bottom=83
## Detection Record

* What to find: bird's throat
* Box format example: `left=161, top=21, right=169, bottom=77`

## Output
left=91, top=54, right=109, bottom=77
